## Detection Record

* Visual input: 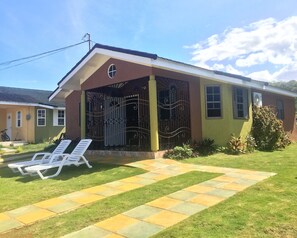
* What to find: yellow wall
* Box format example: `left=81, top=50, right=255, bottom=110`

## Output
left=1, top=106, right=35, bottom=142
left=200, top=78, right=253, bottom=145
left=0, top=109, right=6, bottom=131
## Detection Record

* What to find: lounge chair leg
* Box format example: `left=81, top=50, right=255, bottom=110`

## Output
left=81, top=156, right=92, bottom=168
left=17, top=167, right=29, bottom=176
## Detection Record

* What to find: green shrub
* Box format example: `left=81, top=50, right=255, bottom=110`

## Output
left=164, top=144, right=194, bottom=160
left=227, top=134, right=245, bottom=155
left=252, top=106, right=291, bottom=151
left=246, top=134, right=257, bottom=153
left=216, top=146, right=227, bottom=153
left=192, top=138, right=217, bottom=156
left=15, top=146, right=23, bottom=153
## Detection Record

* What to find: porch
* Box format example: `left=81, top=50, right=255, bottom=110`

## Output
left=82, top=75, right=191, bottom=152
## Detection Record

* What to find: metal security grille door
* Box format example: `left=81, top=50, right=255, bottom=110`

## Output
left=104, top=97, right=126, bottom=146
left=86, top=77, right=150, bottom=151
left=157, top=77, right=191, bottom=149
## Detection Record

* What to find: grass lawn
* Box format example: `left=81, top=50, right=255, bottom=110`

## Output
left=1, top=170, right=217, bottom=238
left=1, top=143, right=296, bottom=237
left=0, top=162, right=145, bottom=212
left=153, top=143, right=297, bottom=238
left=1, top=142, right=54, bottom=159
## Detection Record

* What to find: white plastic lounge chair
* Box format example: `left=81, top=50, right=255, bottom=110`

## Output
left=8, top=140, right=71, bottom=175
left=25, top=139, right=92, bottom=180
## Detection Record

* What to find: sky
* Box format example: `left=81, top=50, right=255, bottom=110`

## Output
left=0, top=0, right=297, bottom=91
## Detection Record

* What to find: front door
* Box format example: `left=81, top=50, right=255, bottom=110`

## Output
left=6, top=113, right=12, bottom=139
left=104, top=97, right=126, bottom=146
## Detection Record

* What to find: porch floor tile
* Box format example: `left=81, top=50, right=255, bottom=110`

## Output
left=123, top=205, right=162, bottom=220
left=71, top=194, right=104, bottom=205
left=144, top=210, right=188, bottom=228
left=95, top=214, right=139, bottom=233
left=147, top=196, right=182, bottom=209
left=184, top=184, right=215, bottom=193
left=62, top=226, right=111, bottom=238
left=169, top=201, right=207, bottom=215
left=15, top=209, right=55, bottom=224
left=189, top=194, right=226, bottom=207
left=95, top=187, right=124, bottom=197
left=5, top=205, right=40, bottom=218
left=34, top=197, right=66, bottom=209
left=221, top=182, right=249, bottom=191
left=47, top=201, right=81, bottom=213
left=0, top=218, right=23, bottom=233
left=206, top=188, right=237, bottom=198
left=118, top=221, right=163, bottom=238
left=168, top=190, right=198, bottom=201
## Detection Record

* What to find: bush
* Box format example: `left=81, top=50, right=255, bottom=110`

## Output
left=192, top=138, right=217, bottom=156
left=246, top=134, right=257, bottom=153
left=227, top=134, right=245, bottom=155
left=164, top=144, right=194, bottom=160
left=15, top=146, right=23, bottom=153
left=252, top=106, right=291, bottom=151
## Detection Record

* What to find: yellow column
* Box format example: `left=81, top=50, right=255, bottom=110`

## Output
left=149, top=75, right=159, bottom=151
left=80, top=90, right=86, bottom=139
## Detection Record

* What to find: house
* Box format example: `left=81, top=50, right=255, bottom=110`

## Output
left=49, top=43, right=297, bottom=152
left=0, top=86, right=65, bottom=143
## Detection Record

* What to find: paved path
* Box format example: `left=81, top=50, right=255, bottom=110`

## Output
left=0, top=158, right=275, bottom=237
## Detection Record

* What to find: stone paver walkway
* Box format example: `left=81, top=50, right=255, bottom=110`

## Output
left=0, top=158, right=275, bottom=237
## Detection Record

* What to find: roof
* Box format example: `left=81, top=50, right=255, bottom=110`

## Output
left=0, top=86, right=65, bottom=108
left=50, top=43, right=297, bottom=101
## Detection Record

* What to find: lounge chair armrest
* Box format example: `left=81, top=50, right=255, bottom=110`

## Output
left=48, top=153, right=70, bottom=163
left=31, top=152, right=51, bottom=161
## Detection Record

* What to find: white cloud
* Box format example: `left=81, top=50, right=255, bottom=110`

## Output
left=186, top=16, right=297, bottom=82
left=66, top=0, right=88, bottom=33
left=247, top=70, right=273, bottom=82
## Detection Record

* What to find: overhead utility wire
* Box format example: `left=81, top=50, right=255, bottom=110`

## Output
left=0, top=48, right=66, bottom=71
left=0, top=40, right=88, bottom=70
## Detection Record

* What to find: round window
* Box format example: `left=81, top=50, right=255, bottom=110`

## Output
left=108, top=64, right=116, bottom=79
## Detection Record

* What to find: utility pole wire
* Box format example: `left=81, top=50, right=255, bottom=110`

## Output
left=0, top=48, right=66, bottom=71
left=0, top=40, right=88, bottom=67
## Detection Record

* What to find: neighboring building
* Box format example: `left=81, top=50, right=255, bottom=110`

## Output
left=49, top=44, right=297, bottom=151
left=0, top=87, right=65, bottom=143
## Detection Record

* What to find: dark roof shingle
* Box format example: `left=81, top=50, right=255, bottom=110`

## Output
left=0, top=86, right=64, bottom=107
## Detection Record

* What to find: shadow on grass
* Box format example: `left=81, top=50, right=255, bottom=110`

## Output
left=0, top=162, right=135, bottom=183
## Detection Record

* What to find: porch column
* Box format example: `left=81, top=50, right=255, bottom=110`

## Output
left=80, top=90, right=86, bottom=139
left=149, top=75, right=159, bottom=151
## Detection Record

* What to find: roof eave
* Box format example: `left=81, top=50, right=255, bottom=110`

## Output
left=0, top=101, right=65, bottom=109
left=50, top=44, right=297, bottom=101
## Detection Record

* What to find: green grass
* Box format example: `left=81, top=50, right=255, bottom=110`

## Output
left=0, top=163, right=145, bottom=212
left=1, top=171, right=217, bottom=238
left=153, top=143, right=297, bottom=238
left=2, top=143, right=297, bottom=237
left=15, top=142, right=53, bottom=153
left=1, top=142, right=54, bottom=159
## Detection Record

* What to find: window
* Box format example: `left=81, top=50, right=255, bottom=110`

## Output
left=58, top=110, right=65, bottom=126
left=53, top=109, right=65, bottom=126
left=206, top=86, right=221, bottom=118
left=37, top=109, right=46, bottom=126
left=233, top=87, right=249, bottom=119
left=16, top=111, right=22, bottom=127
left=107, top=64, right=116, bottom=79
left=276, top=100, right=284, bottom=120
